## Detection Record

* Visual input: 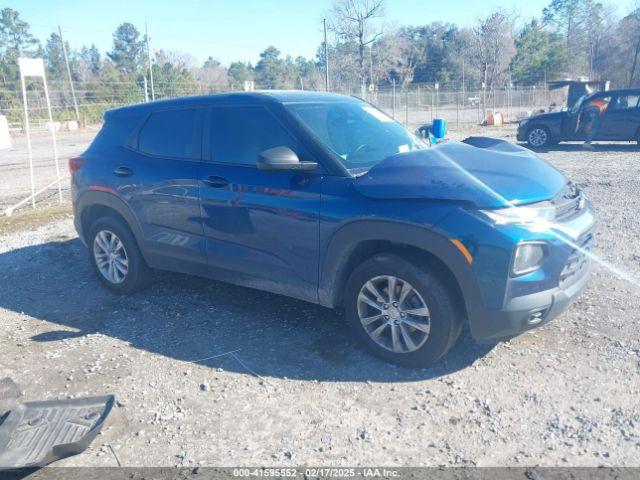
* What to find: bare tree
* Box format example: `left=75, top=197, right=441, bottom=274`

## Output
left=328, top=0, right=385, bottom=92
left=154, top=49, right=196, bottom=71
left=192, top=58, right=230, bottom=92
left=471, top=11, right=516, bottom=111
left=376, top=31, right=419, bottom=86
left=623, top=7, right=640, bottom=86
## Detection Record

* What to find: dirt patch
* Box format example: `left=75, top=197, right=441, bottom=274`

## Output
left=0, top=196, right=72, bottom=236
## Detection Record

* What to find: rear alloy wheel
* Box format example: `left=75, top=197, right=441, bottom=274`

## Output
left=93, top=230, right=129, bottom=284
left=345, top=254, right=462, bottom=367
left=89, top=216, right=153, bottom=293
left=527, top=127, right=550, bottom=148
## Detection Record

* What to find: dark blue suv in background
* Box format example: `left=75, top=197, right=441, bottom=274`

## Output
left=71, top=91, right=595, bottom=366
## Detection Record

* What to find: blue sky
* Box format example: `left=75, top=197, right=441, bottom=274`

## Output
left=6, top=0, right=634, bottom=65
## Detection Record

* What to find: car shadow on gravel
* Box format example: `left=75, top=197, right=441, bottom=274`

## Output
left=520, top=142, right=639, bottom=153
left=0, top=238, right=495, bottom=383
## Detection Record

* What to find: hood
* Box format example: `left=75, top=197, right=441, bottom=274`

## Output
left=523, top=110, right=567, bottom=122
left=352, top=139, right=566, bottom=208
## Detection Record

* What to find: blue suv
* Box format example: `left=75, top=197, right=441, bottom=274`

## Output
left=71, top=92, right=595, bottom=367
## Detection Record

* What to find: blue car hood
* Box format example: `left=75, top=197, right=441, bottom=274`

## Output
left=352, top=138, right=566, bottom=208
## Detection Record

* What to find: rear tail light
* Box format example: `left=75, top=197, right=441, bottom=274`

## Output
left=68, top=156, right=86, bottom=175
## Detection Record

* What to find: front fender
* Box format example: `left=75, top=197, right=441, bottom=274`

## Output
left=318, top=219, right=484, bottom=321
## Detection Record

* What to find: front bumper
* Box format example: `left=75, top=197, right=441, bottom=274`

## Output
left=516, top=123, right=528, bottom=141
left=468, top=208, right=595, bottom=343
left=471, top=257, right=591, bottom=342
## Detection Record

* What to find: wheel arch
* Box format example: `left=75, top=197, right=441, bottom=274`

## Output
left=319, top=219, right=483, bottom=321
left=76, top=191, right=147, bottom=257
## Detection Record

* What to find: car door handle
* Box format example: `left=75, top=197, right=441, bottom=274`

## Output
left=203, top=176, right=229, bottom=188
left=113, top=166, right=133, bottom=177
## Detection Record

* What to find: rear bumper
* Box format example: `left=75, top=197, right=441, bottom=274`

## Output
left=470, top=256, right=591, bottom=343
left=72, top=203, right=87, bottom=246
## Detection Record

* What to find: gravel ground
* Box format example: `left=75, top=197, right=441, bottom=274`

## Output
left=1, top=126, right=639, bottom=469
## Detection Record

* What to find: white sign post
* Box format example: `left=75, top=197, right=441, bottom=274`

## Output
left=0, top=115, right=11, bottom=150
left=18, top=58, right=62, bottom=209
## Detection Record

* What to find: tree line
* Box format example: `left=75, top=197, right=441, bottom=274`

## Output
left=1, top=0, right=639, bottom=122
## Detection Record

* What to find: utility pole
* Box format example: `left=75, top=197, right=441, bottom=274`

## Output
left=145, top=21, right=155, bottom=101
left=58, top=26, right=79, bottom=122
left=143, top=76, right=149, bottom=102
left=323, top=19, right=330, bottom=92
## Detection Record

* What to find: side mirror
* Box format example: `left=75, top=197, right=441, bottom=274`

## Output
left=257, top=146, right=317, bottom=172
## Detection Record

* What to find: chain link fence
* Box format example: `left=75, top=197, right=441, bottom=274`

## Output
left=0, top=79, right=565, bottom=213
left=1, top=79, right=566, bottom=129
left=342, top=83, right=566, bottom=129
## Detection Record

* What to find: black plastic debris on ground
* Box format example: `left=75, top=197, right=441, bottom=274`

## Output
left=0, top=378, right=114, bottom=470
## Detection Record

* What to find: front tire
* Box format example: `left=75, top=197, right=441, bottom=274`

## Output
left=88, top=216, right=152, bottom=293
left=344, top=254, right=462, bottom=367
left=527, top=126, right=551, bottom=148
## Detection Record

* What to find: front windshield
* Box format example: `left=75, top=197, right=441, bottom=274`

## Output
left=285, top=100, right=427, bottom=172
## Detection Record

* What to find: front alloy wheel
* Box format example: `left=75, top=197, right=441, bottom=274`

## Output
left=357, top=275, right=431, bottom=353
left=93, top=230, right=129, bottom=284
left=345, top=254, right=462, bottom=367
left=527, top=127, right=549, bottom=148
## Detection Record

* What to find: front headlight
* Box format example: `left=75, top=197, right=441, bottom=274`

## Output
left=512, top=242, right=547, bottom=276
left=480, top=202, right=555, bottom=226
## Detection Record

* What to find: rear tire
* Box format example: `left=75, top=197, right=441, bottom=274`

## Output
left=527, top=126, right=551, bottom=148
left=344, top=254, right=462, bottom=367
left=88, top=216, right=153, bottom=293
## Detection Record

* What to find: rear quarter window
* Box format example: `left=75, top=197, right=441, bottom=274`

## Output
left=138, top=108, right=200, bottom=159
left=88, top=112, right=144, bottom=154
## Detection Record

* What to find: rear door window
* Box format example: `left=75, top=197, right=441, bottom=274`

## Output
left=208, top=106, right=299, bottom=166
left=139, top=108, right=200, bottom=159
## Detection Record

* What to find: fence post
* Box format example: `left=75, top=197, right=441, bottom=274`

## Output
left=430, top=89, right=434, bottom=121
left=532, top=86, right=535, bottom=112
left=392, top=79, right=396, bottom=119
left=405, top=87, right=409, bottom=126
left=518, top=86, right=521, bottom=115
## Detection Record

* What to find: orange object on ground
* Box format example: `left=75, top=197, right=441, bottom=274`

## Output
left=487, top=112, right=504, bottom=126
